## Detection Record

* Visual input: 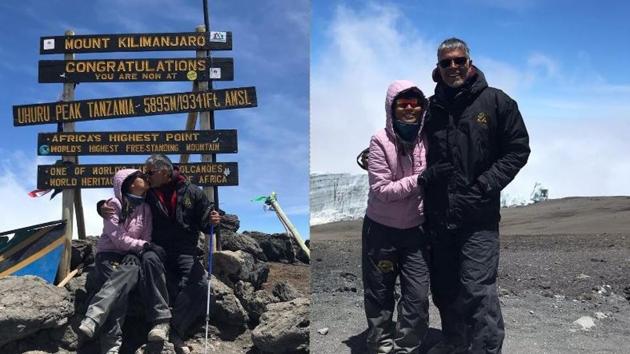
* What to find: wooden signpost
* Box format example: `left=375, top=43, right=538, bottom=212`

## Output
left=40, top=31, right=233, bottom=54
left=38, top=162, right=239, bottom=189
left=14, top=87, right=257, bottom=126
left=39, top=57, right=234, bottom=83
left=14, top=15, right=256, bottom=285
left=37, top=130, right=238, bottom=155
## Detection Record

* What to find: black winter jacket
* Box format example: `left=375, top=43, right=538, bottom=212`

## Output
left=424, top=66, right=530, bottom=230
left=145, top=176, right=215, bottom=255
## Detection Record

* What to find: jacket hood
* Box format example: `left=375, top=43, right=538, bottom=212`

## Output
left=385, top=80, right=427, bottom=139
left=113, top=168, right=142, bottom=201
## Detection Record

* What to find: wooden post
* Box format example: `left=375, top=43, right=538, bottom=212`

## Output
left=56, top=30, right=76, bottom=283
left=195, top=25, right=218, bottom=270
left=179, top=81, right=199, bottom=164
left=74, top=189, right=86, bottom=240
left=268, top=192, right=310, bottom=259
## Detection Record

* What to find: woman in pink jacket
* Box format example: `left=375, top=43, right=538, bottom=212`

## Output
left=363, top=80, right=430, bottom=353
left=78, top=169, right=152, bottom=353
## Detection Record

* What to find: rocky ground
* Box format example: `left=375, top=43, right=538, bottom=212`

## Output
left=311, top=197, right=630, bottom=353
left=0, top=215, right=310, bottom=354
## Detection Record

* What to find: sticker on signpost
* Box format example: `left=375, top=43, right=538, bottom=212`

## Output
left=210, top=68, right=222, bottom=79
left=43, top=39, right=55, bottom=50
left=210, top=31, right=227, bottom=43
left=187, top=71, right=198, bottom=81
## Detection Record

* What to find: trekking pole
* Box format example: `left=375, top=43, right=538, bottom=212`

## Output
left=204, top=223, right=214, bottom=354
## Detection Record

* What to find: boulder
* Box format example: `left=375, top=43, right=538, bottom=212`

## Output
left=272, top=281, right=301, bottom=302
left=234, top=281, right=278, bottom=324
left=214, top=250, right=269, bottom=289
left=220, top=230, right=268, bottom=261
left=245, top=232, right=297, bottom=263
left=210, top=277, right=249, bottom=330
left=70, top=237, right=97, bottom=270
left=251, top=297, right=310, bottom=353
left=573, top=316, right=596, bottom=330
left=0, top=276, right=74, bottom=347
left=220, top=213, right=240, bottom=232
left=133, top=340, right=177, bottom=353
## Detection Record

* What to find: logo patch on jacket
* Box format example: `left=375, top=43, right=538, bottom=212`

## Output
left=183, top=195, right=192, bottom=209
left=476, top=112, right=489, bottom=126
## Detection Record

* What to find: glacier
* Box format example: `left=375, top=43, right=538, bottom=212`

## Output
left=310, top=173, right=535, bottom=225
left=310, top=173, right=369, bottom=225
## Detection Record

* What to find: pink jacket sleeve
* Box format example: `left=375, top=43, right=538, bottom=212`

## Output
left=102, top=199, right=149, bottom=252
left=368, top=135, right=420, bottom=202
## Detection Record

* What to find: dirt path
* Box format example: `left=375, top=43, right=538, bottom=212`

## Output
left=311, top=197, right=630, bottom=353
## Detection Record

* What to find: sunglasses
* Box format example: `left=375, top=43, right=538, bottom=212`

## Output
left=438, top=56, right=468, bottom=68
left=145, top=169, right=159, bottom=176
left=395, top=98, right=421, bottom=109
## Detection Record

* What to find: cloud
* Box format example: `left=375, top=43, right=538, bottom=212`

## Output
left=503, top=117, right=630, bottom=199
left=527, top=53, right=558, bottom=78
left=0, top=0, right=310, bottom=240
left=311, top=2, right=630, bottom=200
left=311, top=4, right=436, bottom=173
left=0, top=149, right=110, bottom=238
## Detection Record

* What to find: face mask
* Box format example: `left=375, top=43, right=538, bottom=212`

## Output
left=393, top=120, right=420, bottom=142
left=125, top=193, right=145, bottom=206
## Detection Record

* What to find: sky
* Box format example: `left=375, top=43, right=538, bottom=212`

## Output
left=0, top=0, right=310, bottom=239
left=311, top=0, right=630, bottom=202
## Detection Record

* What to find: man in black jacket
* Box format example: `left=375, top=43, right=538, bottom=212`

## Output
left=418, top=38, right=530, bottom=354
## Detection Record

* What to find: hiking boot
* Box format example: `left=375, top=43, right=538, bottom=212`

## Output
left=170, top=332, right=191, bottom=354
left=427, top=341, right=468, bottom=354
left=147, top=322, right=170, bottom=342
left=77, top=317, right=97, bottom=339
left=100, top=335, right=122, bottom=354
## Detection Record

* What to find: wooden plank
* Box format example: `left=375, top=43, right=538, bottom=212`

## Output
left=56, top=266, right=80, bottom=287
left=13, top=87, right=257, bottom=126
left=38, top=57, right=233, bottom=83
left=37, top=130, right=238, bottom=156
left=40, top=31, right=232, bottom=54
left=37, top=162, right=238, bottom=189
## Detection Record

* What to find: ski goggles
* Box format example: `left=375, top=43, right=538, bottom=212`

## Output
left=395, top=98, right=420, bottom=109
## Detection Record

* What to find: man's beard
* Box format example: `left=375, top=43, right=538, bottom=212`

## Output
left=445, top=77, right=466, bottom=88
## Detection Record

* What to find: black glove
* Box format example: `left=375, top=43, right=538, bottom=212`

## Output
left=418, top=162, right=455, bottom=187
left=356, top=147, right=369, bottom=170
left=96, top=200, right=106, bottom=217
left=143, top=242, right=167, bottom=262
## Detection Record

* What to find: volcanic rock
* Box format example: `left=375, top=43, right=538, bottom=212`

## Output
left=251, top=297, right=310, bottom=353
left=0, top=276, right=74, bottom=347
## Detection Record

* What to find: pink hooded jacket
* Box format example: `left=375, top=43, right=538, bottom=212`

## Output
left=96, top=169, right=152, bottom=254
left=365, top=80, right=428, bottom=229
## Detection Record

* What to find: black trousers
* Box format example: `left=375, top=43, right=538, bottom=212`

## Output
left=362, top=217, right=430, bottom=354
left=141, top=250, right=208, bottom=336
left=87, top=252, right=140, bottom=352
left=429, top=227, right=504, bottom=354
